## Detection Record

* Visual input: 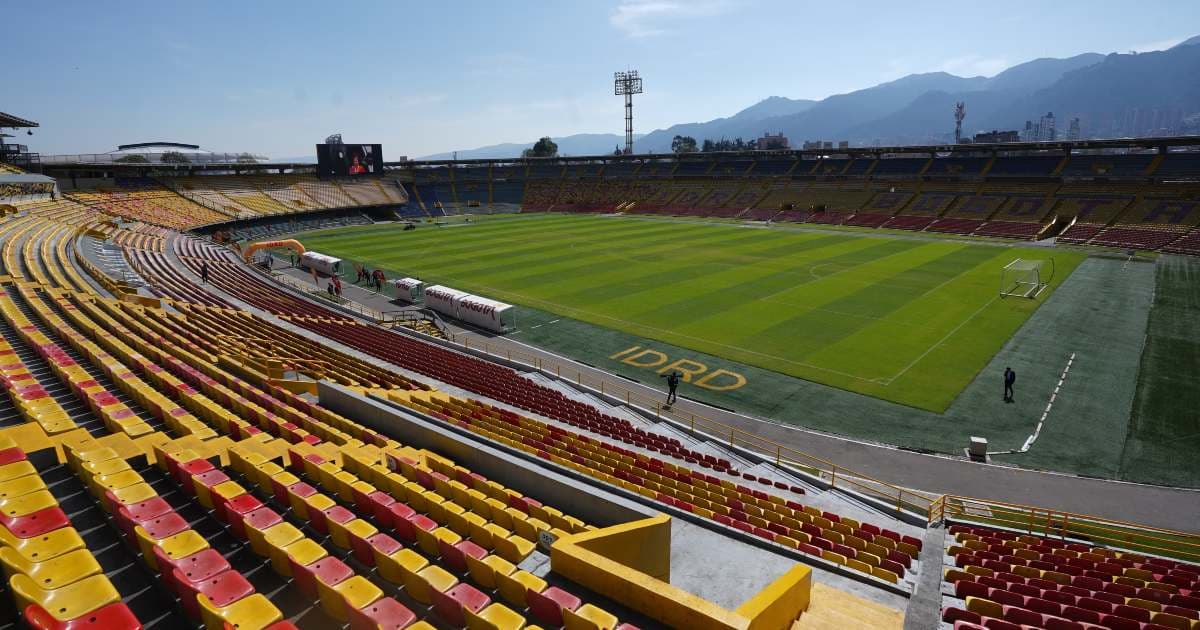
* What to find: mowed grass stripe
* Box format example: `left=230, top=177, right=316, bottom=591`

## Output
left=744, top=245, right=1000, bottom=364
left=539, top=230, right=809, bottom=304
left=678, top=238, right=930, bottom=338
left=350, top=220, right=717, bottom=284
left=625, top=234, right=861, bottom=325
left=466, top=225, right=768, bottom=290
left=323, top=216, right=682, bottom=265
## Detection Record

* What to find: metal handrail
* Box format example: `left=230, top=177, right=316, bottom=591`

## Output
left=935, top=494, right=1200, bottom=562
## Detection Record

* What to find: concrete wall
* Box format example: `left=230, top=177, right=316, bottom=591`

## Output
left=318, top=382, right=658, bottom=527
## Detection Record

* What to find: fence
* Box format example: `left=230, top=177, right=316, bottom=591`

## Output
left=930, top=495, right=1200, bottom=563
left=432, top=325, right=937, bottom=516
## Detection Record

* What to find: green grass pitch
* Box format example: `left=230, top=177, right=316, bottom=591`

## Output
left=298, top=214, right=1085, bottom=411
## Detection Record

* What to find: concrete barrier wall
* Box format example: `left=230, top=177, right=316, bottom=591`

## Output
left=317, top=382, right=656, bottom=527
left=551, top=516, right=812, bottom=630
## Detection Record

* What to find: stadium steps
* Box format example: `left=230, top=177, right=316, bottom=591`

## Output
left=34, top=456, right=183, bottom=627
left=0, top=311, right=109, bottom=437
left=90, top=237, right=146, bottom=289
left=16, top=288, right=165, bottom=433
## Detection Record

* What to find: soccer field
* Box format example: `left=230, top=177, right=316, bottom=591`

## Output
left=299, top=214, right=1085, bottom=411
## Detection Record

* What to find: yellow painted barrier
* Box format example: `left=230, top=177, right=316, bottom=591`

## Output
left=551, top=515, right=811, bottom=630
left=736, top=565, right=812, bottom=630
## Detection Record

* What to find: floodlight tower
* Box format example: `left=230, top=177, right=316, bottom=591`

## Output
left=954, top=102, right=966, bottom=144
left=614, top=70, right=643, bottom=155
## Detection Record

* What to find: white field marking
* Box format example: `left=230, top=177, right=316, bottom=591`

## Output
left=1020, top=353, right=1075, bottom=452
left=884, top=295, right=1001, bottom=385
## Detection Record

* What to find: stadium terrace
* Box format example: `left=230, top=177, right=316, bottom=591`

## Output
left=0, top=124, right=1198, bottom=630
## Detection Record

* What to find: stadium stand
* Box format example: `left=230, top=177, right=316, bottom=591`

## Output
left=940, top=522, right=1200, bottom=630
left=987, top=155, right=1067, bottom=177
left=1154, top=152, right=1200, bottom=178
left=871, top=157, right=930, bottom=177
left=1061, top=153, right=1158, bottom=178
left=6, top=137, right=1200, bottom=628
left=924, top=157, right=989, bottom=177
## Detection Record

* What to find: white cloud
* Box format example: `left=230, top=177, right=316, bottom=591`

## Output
left=939, top=54, right=1010, bottom=78
left=1125, top=37, right=1185, bottom=53
left=610, top=0, right=734, bottom=39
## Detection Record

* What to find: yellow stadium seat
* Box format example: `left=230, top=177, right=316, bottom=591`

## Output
left=496, top=569, right=546, bottom=609
left=9, top=573, right=121, bottom=623
left=466, top=602, right=528, bottom=630
left=318, top=574, right=383, bottom=622
left=563, top=603, right=619, bottom=630
left=406, top=564, right=457, bottom=605
left=197, top=592, right=283, bottom=630
left=0, top=547, right=102, bottom=590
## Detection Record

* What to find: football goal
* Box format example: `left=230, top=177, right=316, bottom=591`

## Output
left=1000, top=258, right=1053, bottom=299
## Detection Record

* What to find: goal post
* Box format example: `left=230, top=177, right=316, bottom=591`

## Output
left=1000, top=258, right=1052, bottom=299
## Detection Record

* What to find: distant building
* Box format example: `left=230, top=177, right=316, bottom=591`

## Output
left=973, top=130, right=1020, bottom=144
left=802, top=140, right=843, bottom=150
left=1067, top=117, right=1081, bottom=141
left=1022, top=112, right=1057, bottom=142
left=756, top=132, right=789, bottom=150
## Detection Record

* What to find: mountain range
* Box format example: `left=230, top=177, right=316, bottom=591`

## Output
left=420, top=35, right=1200, bottom=159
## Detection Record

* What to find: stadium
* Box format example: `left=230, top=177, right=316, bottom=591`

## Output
left=2, top=23, right=1200, bottom=630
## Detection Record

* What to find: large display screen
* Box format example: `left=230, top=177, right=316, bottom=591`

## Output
left=316, top=143, right=383, bottom=177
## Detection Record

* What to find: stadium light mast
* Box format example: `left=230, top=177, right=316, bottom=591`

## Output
left=954, top=102, right=966, bottom=144
left=614, top=70, right=643, bottom=155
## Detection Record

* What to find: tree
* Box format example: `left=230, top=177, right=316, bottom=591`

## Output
left=671, top=135, right=698, bottom=153
left=115, top=154, right=149, bottom=163
left=161, top=151, right=191, bottom=163
left=702, top=139, right=715, bottom=152
left=522, top=137, right=558, bottom=158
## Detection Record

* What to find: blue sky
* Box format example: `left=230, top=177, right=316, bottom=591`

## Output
left=6, top=1, right=1197, bottom=159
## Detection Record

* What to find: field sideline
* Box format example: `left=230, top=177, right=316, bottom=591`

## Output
left=299, top=214, right=1084, bottom=411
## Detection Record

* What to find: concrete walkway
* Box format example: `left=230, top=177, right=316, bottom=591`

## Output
left=265, top=253, right=1200, bottom=533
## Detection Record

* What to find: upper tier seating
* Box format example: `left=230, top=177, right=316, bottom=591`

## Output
left=871, top=158, right=929, bottom=176
left=988, top=155, right=1066, bottom=177
left=1154, top=152, right=1200, bottom=178
left=67, top=184, right=229, bottom=230
left=672, top=161, right=712, bottom=176
left=1061, top=154, right=1157, bottom=178
left=753, top=158, right=798, bottom=175
left=925, top=158, right=989, bottom=177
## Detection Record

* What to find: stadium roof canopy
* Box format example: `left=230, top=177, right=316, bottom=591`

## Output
left=108, top=142, right=212, bottom=156
left=0, top=112, right=38, bottom=128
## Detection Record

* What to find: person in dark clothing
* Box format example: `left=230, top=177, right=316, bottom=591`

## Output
left=200, top=262, right=209, bottom=284
left=1004, top=367, right=1016, bottom=402
left=327, top=281, right=335, bottom=298
left=372, top=269, right=385, bottom=291
left=662, top=371, right=681, bottom=405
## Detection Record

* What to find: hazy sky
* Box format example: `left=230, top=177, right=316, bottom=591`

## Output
left=5, top=1, right=1197, bottom=159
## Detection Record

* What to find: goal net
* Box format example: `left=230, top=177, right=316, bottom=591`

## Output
left=1000, top=258, right=1052, bottom=299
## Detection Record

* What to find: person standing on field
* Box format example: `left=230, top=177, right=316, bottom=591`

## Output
left=1004, top=367, right=1016, bottom=402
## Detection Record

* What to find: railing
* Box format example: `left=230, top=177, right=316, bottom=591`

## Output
left=40, top=152, right=270, bottom=165
left=438, top=326, right=936, bottom=516
left=933, top=495, right=1200, bottom=563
